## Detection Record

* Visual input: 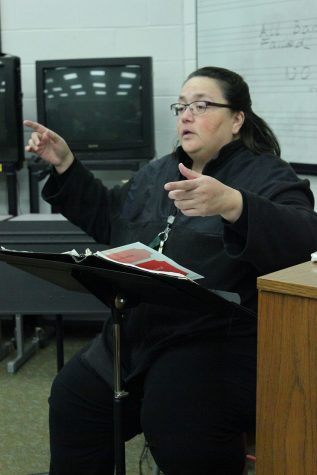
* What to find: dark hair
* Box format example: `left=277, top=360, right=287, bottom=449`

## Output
left=186, top=66, right=281, bottom=156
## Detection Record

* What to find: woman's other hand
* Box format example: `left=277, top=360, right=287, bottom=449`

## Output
left=164, top=163, right=243, bottom=223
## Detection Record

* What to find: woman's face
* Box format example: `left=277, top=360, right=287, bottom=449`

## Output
left=176, top=76, right=244, bottom=166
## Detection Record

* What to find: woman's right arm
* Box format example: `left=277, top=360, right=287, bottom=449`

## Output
left=24, top=120, right=74, bottom=174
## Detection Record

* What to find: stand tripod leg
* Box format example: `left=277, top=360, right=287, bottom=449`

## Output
left=113, top=295, right=129, bottom=475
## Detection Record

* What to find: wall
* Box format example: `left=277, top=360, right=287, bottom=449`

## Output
left=0, top=0, right=196, bottom=214
left=1, top=0, right=316, bottom=214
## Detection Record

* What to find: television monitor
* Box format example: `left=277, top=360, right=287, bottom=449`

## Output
left=35, top=56, right=155, bottom=164
left=0, top=54, right=24, bottom=169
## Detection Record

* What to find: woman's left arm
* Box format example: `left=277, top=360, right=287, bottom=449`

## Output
left=164, top=162, right=317, bottom=274
left=224, top=182, right=317, bottom=274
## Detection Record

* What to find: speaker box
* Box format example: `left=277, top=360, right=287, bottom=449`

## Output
left=0, top=54, right=24, bottom=170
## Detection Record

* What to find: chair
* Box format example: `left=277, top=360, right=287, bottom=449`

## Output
left=149, top=457, right=256, bottom=475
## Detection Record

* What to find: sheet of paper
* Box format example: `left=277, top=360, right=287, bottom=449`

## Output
left=95, top=242, right=204, bottom=280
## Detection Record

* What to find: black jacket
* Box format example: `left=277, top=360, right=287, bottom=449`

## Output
left=43, top=140, right=317, bottom=383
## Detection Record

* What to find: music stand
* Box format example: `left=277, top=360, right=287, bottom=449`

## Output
left=0, top=249, right=240, bottom=475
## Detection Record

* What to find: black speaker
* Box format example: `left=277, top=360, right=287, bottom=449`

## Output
left=0, top=54, right=24, bottom=169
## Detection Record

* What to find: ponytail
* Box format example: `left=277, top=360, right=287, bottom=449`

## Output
left=241, top=111, right=281, bottom=156
left=186, top=66, right=281, bottom=156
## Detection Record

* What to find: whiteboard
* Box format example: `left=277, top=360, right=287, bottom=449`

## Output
left=197, top=0, right=317, bottom=172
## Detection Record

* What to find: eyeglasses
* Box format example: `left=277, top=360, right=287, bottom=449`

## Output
left=170, top=100, right=232, bottom=116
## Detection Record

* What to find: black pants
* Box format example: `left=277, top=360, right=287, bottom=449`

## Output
left=49, top=336, right=256, bottom=475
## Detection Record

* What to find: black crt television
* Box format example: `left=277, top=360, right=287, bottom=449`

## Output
left=0, top=54, right=24, bottom=169
left=35, top=56, right=155, bottom=165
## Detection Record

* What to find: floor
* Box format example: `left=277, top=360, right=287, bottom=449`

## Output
left=0, top=318, right=255, bottom=475
left=0, top=319, right=148, bottom=475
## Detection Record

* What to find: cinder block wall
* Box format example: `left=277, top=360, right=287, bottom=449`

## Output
left=0, top=0, right=196, bottom=214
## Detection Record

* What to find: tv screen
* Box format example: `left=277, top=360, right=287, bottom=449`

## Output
left=36, top=57, right=155, bottom=163
left=0, top=54, right=24, bottom=169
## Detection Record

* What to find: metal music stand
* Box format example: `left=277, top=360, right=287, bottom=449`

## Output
left=0, top=248, right=240, bottom=475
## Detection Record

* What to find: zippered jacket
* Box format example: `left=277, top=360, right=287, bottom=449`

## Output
left=42, top=140, right=317, bottom=383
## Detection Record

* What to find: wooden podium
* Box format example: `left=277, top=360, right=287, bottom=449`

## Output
left=256, top=260, right=317, bottom=474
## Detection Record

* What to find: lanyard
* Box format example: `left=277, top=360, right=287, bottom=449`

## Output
left=148, top=169, right=181, bottom=253
left=148, top=214, right=176, bottom=254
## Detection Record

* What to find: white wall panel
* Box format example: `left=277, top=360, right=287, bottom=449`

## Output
left=184, top=0, right=196, bottom=24
left=114, top=27, right=183, bottom=59
left=148, top=0, right=182, bottom=25
left=1, top=0, right=80, bottom=29
left=152, top=60, right=184, bottom=97
left=2, top=29, right=116, bottom=62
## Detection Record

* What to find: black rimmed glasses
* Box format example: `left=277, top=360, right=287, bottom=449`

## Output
left=170, top=100, right=232, bottom=116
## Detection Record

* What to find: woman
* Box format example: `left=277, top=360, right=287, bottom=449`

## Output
left=25, top=66, right=317, bottom=475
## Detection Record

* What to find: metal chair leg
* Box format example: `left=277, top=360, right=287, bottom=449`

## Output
left=151, top=462, right=160, bottom=475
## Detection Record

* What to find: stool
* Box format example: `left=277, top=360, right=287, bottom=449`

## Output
left=143, top=432, right=256, bottom=475
left=150, top=457, right=256, bottom=475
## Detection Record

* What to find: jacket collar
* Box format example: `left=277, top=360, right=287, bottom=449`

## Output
left=175, top=139, right=245, bottom=173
